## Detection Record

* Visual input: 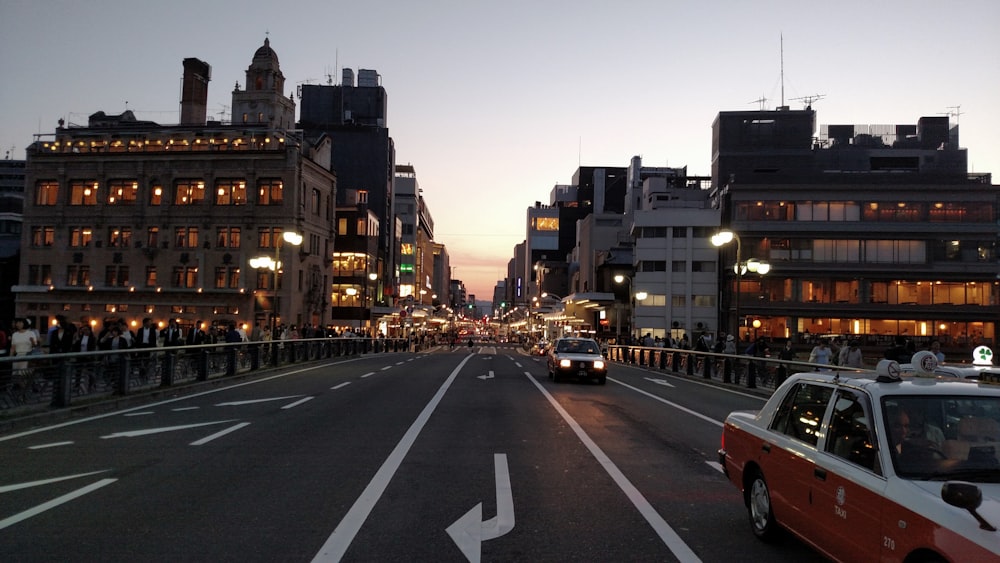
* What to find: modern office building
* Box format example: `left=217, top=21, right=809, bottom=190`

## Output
left=712, top=108, right=999, bottom=347
left=15, top=40, right=336, bottom=335
left=0, top=158, right=25, bottom=322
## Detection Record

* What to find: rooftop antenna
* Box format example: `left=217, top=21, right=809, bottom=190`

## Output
left=748, top=96, right=768, bottom=111
left=791, top=94, right=825, bottom=110
left=942, top=105, right=963, bottom=124
left=780, top=33, right=785, bottom=108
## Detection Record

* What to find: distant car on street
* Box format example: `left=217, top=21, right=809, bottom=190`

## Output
left=718, top=359, right=1000, bottom=561
left=547, top=337, right=607, bottom=384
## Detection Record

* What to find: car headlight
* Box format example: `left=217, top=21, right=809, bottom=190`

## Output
left=593, top=360, right=605, bottom=370
left=559, top=359, right=572, bottom=368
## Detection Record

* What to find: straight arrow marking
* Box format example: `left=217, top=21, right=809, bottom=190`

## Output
left=644, top=377, right=675, bottom=388
left=215, top=396, right=303, bottom=406
left=0, top=478, right=117, bottom=531
left=0, top=470, right=111, bottom=494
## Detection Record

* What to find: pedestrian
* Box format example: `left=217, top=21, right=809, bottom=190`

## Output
left=186, top=320, right=207, bottom=346
left=930, top=340, right=945, bottom=363
left=809, top=339, right=833, bottom=368
left=885, top=336, right=909, bottom=363
left=225, top=322, right=243, bottom=343
left=777, top=340, right=796, bottom=384
left=840, top=339, right=864, bottom=368
left=11, top=318, right=39, bottom=374
left=135, top=317, right=158, bottom=349
left=161, top=319, right=184, bottom=346
left=48, top=315, right=77, bottom=354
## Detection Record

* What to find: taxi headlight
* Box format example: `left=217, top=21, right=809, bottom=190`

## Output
left=559, top=359, right=572, bottom=368
left=593, top=360, right=605, bottom=370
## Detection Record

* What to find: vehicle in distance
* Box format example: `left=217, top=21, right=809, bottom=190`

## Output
left=547, top=337, right=607, bottom=384
left=718, top=358, right=1000, bottom=562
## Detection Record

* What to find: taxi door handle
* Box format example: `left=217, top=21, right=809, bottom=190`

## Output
left=814, top=467, right=827, bottom=481
left=761, top=443, right=771, bottom=453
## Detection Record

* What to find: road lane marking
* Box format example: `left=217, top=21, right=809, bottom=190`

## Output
left=215, top=396, right=303, bottom=406
left=190, top=422, right=251, bottom=446
left=447, top=453, right=515, bottom=563
left=282, top=397, right=315, bottom=409
left=360, top=372, right=375, bottom=378
left=528, top=372, right=702, bottom=563
left=27, top=441, right=74, bottom=450
left=705, top=461, right=725, bottom=474
left=172, top=406, right=200, bottom=412
left=101, top=420, right=240, bottom=439
left=643, top=377, right=675, bottom=388
left=0, top=478, right=117, bottom=531
left=610, top=377, right=724, bottom=428
left=312, top=355, right=474, bottom=563
left=332, top=382, right=352, bottom=390
left=0, top=470, right=111, bottom=493
left=380, top=366, right=392, bottom=371
left=124, top=411, right=155, bottom=416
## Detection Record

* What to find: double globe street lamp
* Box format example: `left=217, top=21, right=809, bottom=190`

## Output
left=249, top=230, right=303, bottom=340
left=711, top=229, right=770, bottom=341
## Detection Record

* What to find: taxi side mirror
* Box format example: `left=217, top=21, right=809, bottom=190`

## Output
left=942, top=481, right=997, bottom=532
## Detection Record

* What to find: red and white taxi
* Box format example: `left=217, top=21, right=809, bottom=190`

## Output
left=718, top=357, right=1000, bottom=561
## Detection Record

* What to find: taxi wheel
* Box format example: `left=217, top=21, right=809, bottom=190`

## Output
left=747, top=470, right=778, bottom=541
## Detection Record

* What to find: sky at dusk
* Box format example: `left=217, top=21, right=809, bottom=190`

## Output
left=2, top=0, right=998, bottom=300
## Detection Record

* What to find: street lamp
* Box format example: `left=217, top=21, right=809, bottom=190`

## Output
left=250, top=229, right=302, bottom=340
left=614, top=274, right=646, bottom=340
left=711, top=229, right=770, bottom=342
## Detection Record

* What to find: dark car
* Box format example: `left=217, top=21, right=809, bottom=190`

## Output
left=547, top=337, right=607, bottom=384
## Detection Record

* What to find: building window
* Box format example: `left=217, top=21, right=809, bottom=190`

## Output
left=67, top=265, right=90, bottom=287
left=216, top=227, right=241, bottom=248
left=174, top=180, right=206, bottom=205
left=145, top=266, right=157, bottom=287
left=257, top=227, right=282, bottom=249
left=312, top=188, right=321, bottom=214
left=31, top=226, right=55, bottom=247
left=175, top=227, right=199, bottom=248
left=105, top=265, right=130, bottom=287
left=337, top=218, right=348, bottom=236
left=671, top=295, right=686, bottom=307
left=692, top=295, right=716, bottom=307
left=672, top=227, right=687, bottom=238
left=357, top=190, right=368, bottom=204
left=35, top=181, right=58, bottom=206
left=400, top=243, right=414, bottom=256
left=214, top=266, right=240, bottom=289
left=672, top=261, right=686, bottom=273
left=150, top=183, right=164, bottom=206
left=255, top=270, right=272, bottom=290
left=28, top=264, right=53, bottom=285
left=692, top=261, right=717, bottom=273
left=70, top=181, right=99, bottom=206
left=147, top=227, right=159, bottom=248
left=69, top=227, right=93, bottom=248
left=107, top=180, right=138, bottom=205
left=258, top=179, right=283, bottom=205
left=172, top=267, right=198, bottom=288
left=215, top=179, right=247, bottom=205
left=108, top=227, right=133, bottom=248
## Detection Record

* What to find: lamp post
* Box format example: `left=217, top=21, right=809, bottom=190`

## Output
left=711, top=229, right=770, bottom=342
left=249, top=229, right=303, bottom=341
left=614, top=274, right=647, bottom=341
left=367, top=272, right=378, bottom=333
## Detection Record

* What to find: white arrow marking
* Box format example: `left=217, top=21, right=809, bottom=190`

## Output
left=446, top=453, right=515, bottom=563
left=0, top=478, right=117, bottom=531
left=101, top=420, right=239, bottom=439
left=644, top=377, right=675, bottom=388
left=215, top=396, right=303, bottom=406
left=476, top=371, right=495, bottom=380
left=0, top=470, right=111, bottom=494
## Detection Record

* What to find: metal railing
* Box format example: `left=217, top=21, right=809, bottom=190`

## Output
left=605, top=345, right=871, bottom=392
left=0, top=337, right=410, bottom=416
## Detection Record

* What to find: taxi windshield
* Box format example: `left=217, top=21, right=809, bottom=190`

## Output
left=556, top=340, right=599, bottom=354
left=883, top=395, right=1000, bottom=482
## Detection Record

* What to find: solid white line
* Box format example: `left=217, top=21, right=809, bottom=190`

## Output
left=282, top=397, right=315, bottom=410
left=27, top=441, right=74, bottom=450
left=312, top=355, right=473, bottom=563
left=0, top=470, right=110, bottom=493
left=331, top=382, right=352, bottom=390
left=124, top=412, right=155, bottom=417
left=0, top=478, right=117, bottom=530
left=190, top=422, right=251, bottom=446
left=609, top=378, right=724, bottom=428
left=527, top=373, right=702, bottom=563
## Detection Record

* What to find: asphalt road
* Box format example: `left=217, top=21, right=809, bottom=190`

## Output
left=0, top=344, right=827, bottom=562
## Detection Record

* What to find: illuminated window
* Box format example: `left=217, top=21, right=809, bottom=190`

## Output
left=400, top=243, right=414, bottom=256
left=174, top=180, right=206, bottom=205
left=216, top=227, right=241, bottom=248
left=147, top=227, right=159, bottom=248
left=532, top=217, right=559, bottom=231
left=70, top=181, right=99, bottom=205
left=108, top=227, right=133, bottom=248
left=70, top=227, right=93, bottom=248
left=67, top=265, right=90, bottom=286
left=107, top=180, right=138, bottom=205
left=31, top=226, right=54, bottom=247
left=257, top=179, right=283, bottom=205
left=28, top=264, right=52, bottom=285
left=215, top=179, right=247, bottom=205
left=257, top=227, right=282, bottom=249
left=172, top=267, right=198, bottom=288
left=105, top=265, right=130, bottom=287
left=175, top=227, right=199, bottom=248
left=214, top=266, right=241, bottom=288
left=35, top=181, right=58, bottom=206
left=337, top=218, right=348, bottom=236
left=145, top=266, right=157, bottom=287
left=149, top=183, right=164, bottom=206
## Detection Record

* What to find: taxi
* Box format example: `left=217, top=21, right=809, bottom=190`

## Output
left=718, top=352, right=1000, bottom=561
left=900, top=345, right=1000, bottom=381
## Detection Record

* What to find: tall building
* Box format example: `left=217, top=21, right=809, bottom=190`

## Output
left=0, top=158, right=25, bottom=322
left=299, top=72, right=395, bottom=305
left=16, top=40, right=336, bottom=335
left=712, top=108, right=998, bottom=347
